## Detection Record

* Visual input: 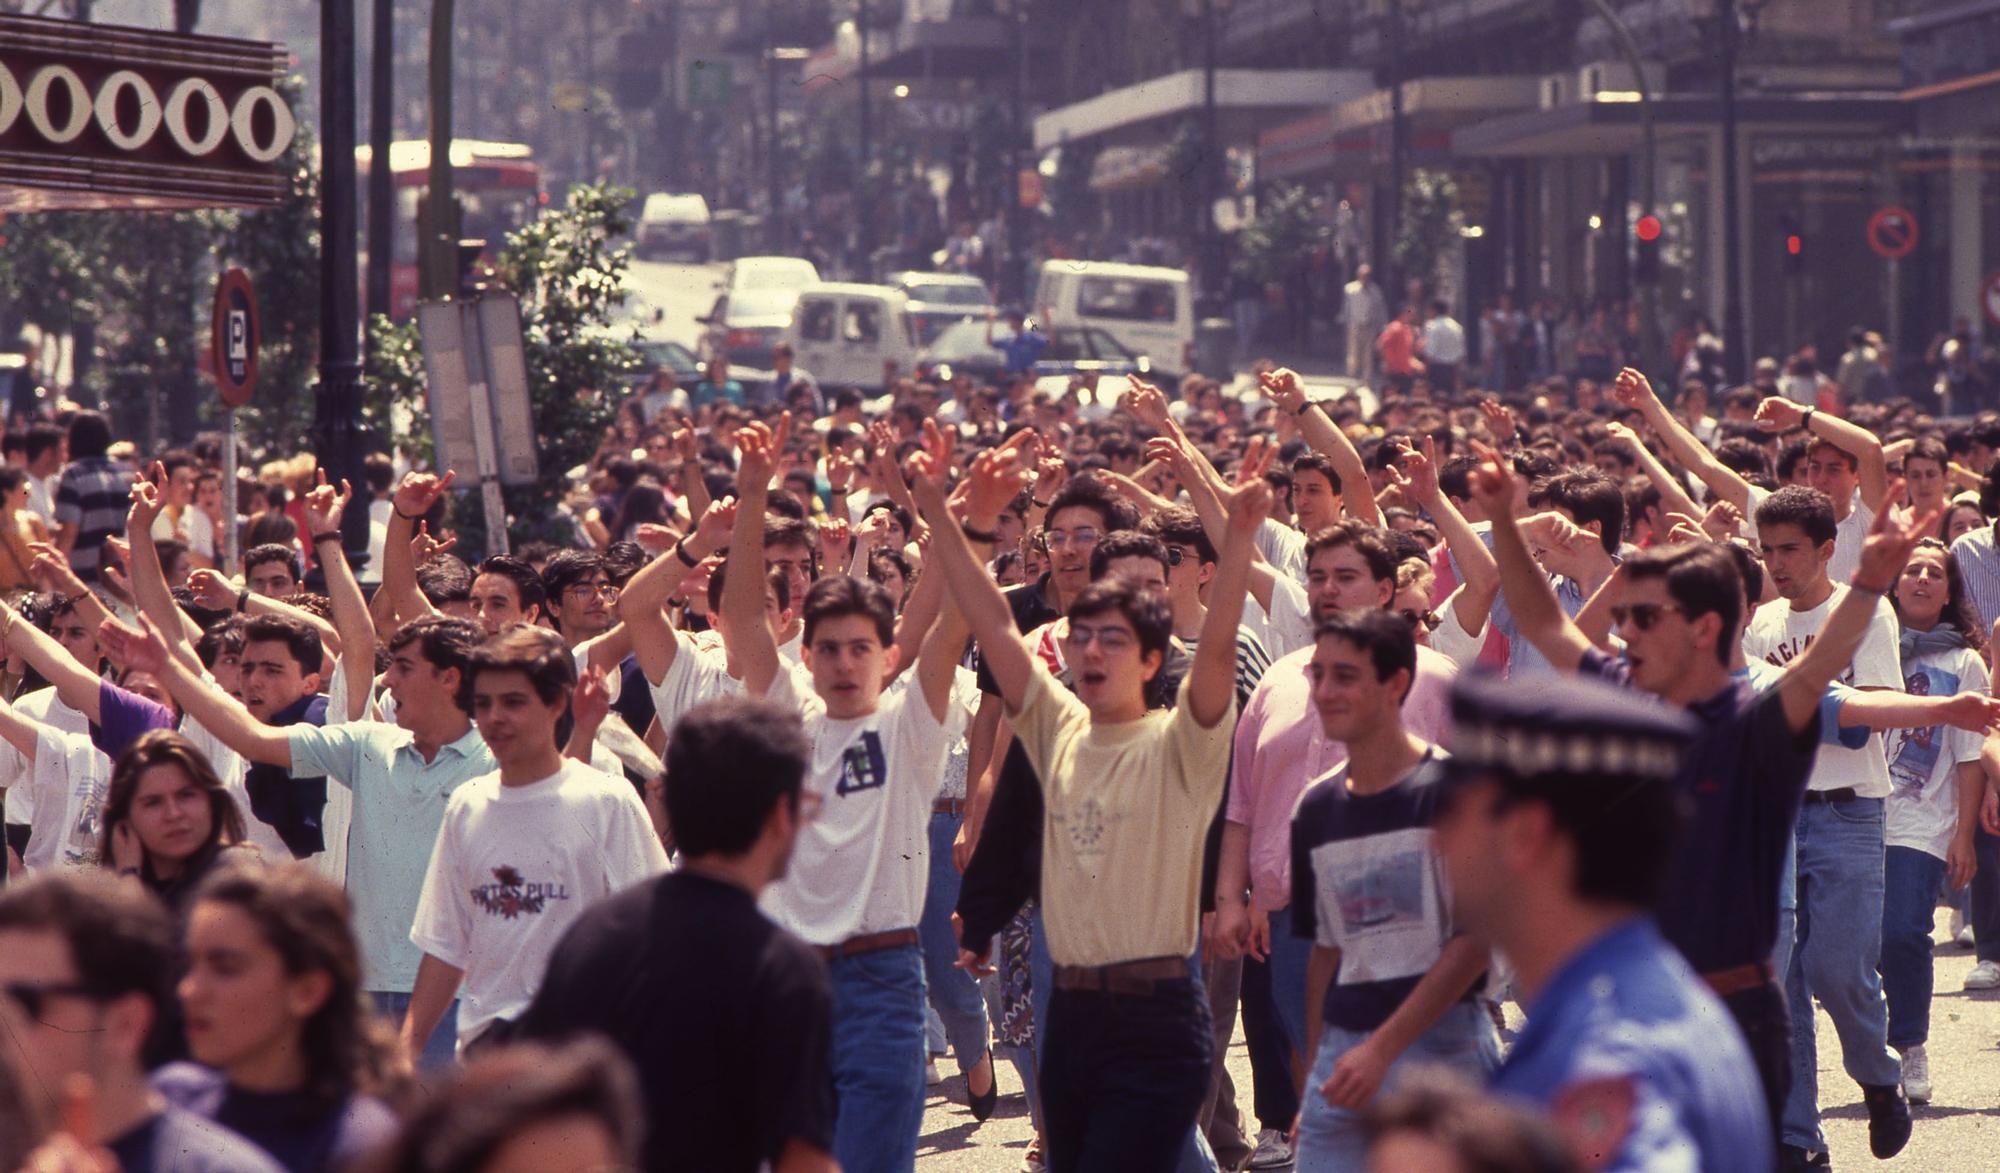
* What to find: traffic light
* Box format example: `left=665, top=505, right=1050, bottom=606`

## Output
left=1777, top=211, right=1805, bottom=275
left=1634, top=213, right=1662, bottom=285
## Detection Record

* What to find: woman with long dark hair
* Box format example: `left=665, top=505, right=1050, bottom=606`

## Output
left=1880, top=539, right=1987, bottom=1104
left=100, top=730, right=250, bottom=915
left=156, top=862, right=401, bottom=1172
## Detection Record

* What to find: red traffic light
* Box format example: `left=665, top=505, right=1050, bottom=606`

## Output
left=1786, top=234, right=1802, bottom=256
left=1635, top=214, right=1662, bottom=242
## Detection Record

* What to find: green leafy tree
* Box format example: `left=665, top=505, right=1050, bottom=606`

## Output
left=1393, top=169, right=1459, bottom=296
left=1236, top=183, right=1326, bottom=288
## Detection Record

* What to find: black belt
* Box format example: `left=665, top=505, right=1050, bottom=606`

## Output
left=813, top=927, right=918, bottom=962
left=1051, top=956, right=1187, bottom=996
left=1802, top=788, right=1859, bottom=805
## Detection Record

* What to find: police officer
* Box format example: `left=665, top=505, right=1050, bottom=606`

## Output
left=1431, top=672, right=1771, bottom=1173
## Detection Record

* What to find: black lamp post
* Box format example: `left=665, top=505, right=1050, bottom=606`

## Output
left=316, top=0, right=372, bottom=559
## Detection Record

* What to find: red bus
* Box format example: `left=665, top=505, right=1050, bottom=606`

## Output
left=357, top=139, right=543, bottom=320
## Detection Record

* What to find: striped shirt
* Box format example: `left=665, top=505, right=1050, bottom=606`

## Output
left=53, top=457, right=133, bottom=582
left=1950, top=523, right=2000, bottom=635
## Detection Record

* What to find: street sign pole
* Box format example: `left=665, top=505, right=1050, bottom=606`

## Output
left=211, top=268, right=260, bottom=578
left=458, top=300, right=510, bottom=555
left=221, top=411, right=238, bottom=576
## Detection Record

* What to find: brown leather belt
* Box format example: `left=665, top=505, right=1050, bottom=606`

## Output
left=1052, top=956, right=1188, bottom=996
left=1802, top=787, right=1859, bottom=805
left=1702, top=960, right=1774, bottom=998
left=933, top=798, right=966, bottom=816
left=814, top=927, right=919, bottom=963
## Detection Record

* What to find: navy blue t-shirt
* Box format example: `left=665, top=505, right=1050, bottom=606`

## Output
left=153, top=1063, right=396, bottom=1173
left=1290, top=749, right=1470, bottom=1032
left=1579, top=649, right=1817, bottom=974
left=107, top=1104, right=286, bottom=1173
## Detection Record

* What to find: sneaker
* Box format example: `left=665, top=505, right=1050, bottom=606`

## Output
left=1020, top=1138, right=1047, bottom=1173
left=1899, top=1044, right=1932, bottom=1104
left=925, top=1058, right=943, bottom=1086
left=1965, top=959, right=2000, bottom=989
left=1950, top=907, right=1974, bottom=948
left=1247, top=1128, right=1293, bottom=1169
left=1862, top=1082, right=1912, bottom=1159
left=1777, top=1144, right=1830, bottom=1171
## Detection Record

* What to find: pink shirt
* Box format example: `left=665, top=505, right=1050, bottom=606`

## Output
left=1225, top=643, right=1458, bottom=912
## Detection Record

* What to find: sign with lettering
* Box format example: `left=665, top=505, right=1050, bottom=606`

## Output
left=211, top=268, right=259, bottom=408
left=0, top=14, right=295, bottom=211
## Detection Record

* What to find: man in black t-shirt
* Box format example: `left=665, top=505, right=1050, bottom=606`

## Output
left=515, top=696, right=836, bottom=1173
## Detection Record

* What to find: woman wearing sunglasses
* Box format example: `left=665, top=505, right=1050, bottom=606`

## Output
left=156, top=862, right=401, bottom=1172
left=1877, top=539, right=1988, bottom=1105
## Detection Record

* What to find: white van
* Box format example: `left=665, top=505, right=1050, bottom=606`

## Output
left=784, top=283, right=920, bottom=393
left=1034, top=261, right=1194, bottom=379
left=635, top=192, right=712, bottom=261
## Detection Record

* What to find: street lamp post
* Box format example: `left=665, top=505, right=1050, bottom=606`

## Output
left=365, top=0, right=392, bottom=324
left=766, top=0, right=783, bottom=253
left=1386, top=0, right=1406, bottom=285
left=1718, top=1, right=1748, bottom=382
left=1009, top=3, right=1029, bottom=304
left=317, top=0, right=372, bottom=560
left=857, top=3, right=873, bottom=276
left=1201, top=0, right=1221, bottom=306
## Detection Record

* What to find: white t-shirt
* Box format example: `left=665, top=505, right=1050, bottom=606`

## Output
left=1256, top=519, right=1308, bottom=586
left=0, top=688, right=88, bottom=827
left=647, top=630, right=814, bottom=725
left=1886, top=643, right=1987, bottom=859
left=1742, top=586, right=1900, bottom=797
left=1265, top=574, right=1316, bottom=658
left=1829, top=496, right=1874, bottom=587
left=408, top=759, right=668, bottom=1046
left=938, top=666, right=982, bottom=802
left=1428, top=584, right=1485, bottom=670
left=760, top=666, right=951, bottom=945
left=25, top=726, right=111, bottom=871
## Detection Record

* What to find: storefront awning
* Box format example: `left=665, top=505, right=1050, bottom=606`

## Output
left=1256, top=74, right=1541, bottom=181
left=0, top=15, right=297, bottom=211
left=1034, top=68, right=1372, bottom=153
left=1451, top=93, right=1905, bottom=158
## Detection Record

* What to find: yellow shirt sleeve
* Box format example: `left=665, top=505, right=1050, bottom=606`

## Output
left=1169, top=674, right=1235, bottom=803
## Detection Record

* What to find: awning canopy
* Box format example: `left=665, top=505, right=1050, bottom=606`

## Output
left=1257, top=74, right=1542, bottom=182
left=1451, top=92, right=1906, bottom=158
left=1033, top=68, right=1372, bottom=153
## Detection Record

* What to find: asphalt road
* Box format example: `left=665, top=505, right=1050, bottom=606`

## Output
left=917, top=909, right=2000, bottom=1171
left=617, top=259, right=723, bottom=351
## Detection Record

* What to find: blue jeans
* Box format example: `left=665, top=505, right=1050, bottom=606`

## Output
left=1029, top=909, right=1218, bottom=1173
left=1239, top=945, right=1301, bottom=1130
left=1267, top=908, right=1314, bottom=1061
left=1970, top=824, right=2000, bottom=962
left=1043, top=975, right=1214, bottom=1173
left=1295, top=1003, right=1500, bottom=1171
left=829, top=943, right=927, bottom=1173
left=1781, top=799, right=1901, bottom=1151
left=369, top=990, right=458, bottom=1071
left=919, top=810, right=992, bottom=1075
left=1881, top=845, right=1946, bottom=1050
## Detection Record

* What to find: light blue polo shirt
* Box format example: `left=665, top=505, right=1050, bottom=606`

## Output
left=289, top=722, right=494, bottom=992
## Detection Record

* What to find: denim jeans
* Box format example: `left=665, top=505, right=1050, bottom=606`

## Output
left=829, top=943, right=927, bottom=1173
left=1781, top=798, right=1901, bottom=1151
left=1043, top=975, right=1215, bottom=1173
left=369, top=990, right=458, bottom=1071
left=1295, top=1002, right=1499, bottom=1172
left=1881, top=845, right=1946, bottom=1050
left=1029, top=909, right=1218, bottom=1173
left=920, top=809, right=992, bottom=1075
left=1267, top=908, right=1314, bottom=1061
left=1239, top=945, right=1302, bottom=1130
left=1970, top=824, right=2000, bottom=963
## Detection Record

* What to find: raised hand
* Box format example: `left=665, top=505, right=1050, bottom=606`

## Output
left=302, top=471, right=353, bottom=535
left=572, top=665, right=611, bottom=735
left=693, top=496, right=739, bottom=548
left=1754, top=396, right=1808, bottom=433
left=411, top=521, right=458, bottom=564
left=634, top=523, right=680, bottom=554
left=1603, top=420, right=1645, bottom=453
left=819, top=515, right=852, bottom=566
left=28, top=541, right=85, bottom=595
left=127, top=464, right=166, bottom=533
left=96, top=613, right=170, bottom=679
left=1935, top=692, right=2000, bottom=735
left=920, top=417, right=954, bottom=477
left=393, top=469, right=456, bottom=519
left=1477, top=398, right=1516, bottom=445
left=186, top=567, right=239, bottom=611
left=962, top=445, right=1034, bottom=525
left=1120, top=374, right=1172, bottom=430
left=1700, top=498, right=1743, bottom=541
left=1854, top=479, right=1937, bottom=593
left=1609, top=366, right=1657, bottom=411
left=1396, top=434, right=1441, bottom=503
left=1225, top=477, right=1274, bottom=535
left=1260, top=367, right=1307, bottom=414
left=672, top=424, right=699, bottom=462
left=1235, top=434, right=1276, bottom=487
left=1033, top=453, right=1068, bottom=503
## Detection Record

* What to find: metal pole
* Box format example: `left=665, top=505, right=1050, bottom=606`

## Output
left=366, top=0, right=393, bottom=323
left=1202, top=0, right=1220, bottom=303
left=317, top=0, right=373, bottom=563
left=1582, top=0, right=1661, bottom=377
left=1009, top=8, right=1028, bottom=304
left=767, top=0, right=784, bottom=253
left=858, top=3, right=873, bottom=276
left=1719, top=2, right=1747, bottom=382
left=422, top=0, right=457, bottom=301
left=585, top=0, right=598, bottom=182
left=221, top=410, right=239, bottom=576
left=1387, top=2, right=1406, bottom=291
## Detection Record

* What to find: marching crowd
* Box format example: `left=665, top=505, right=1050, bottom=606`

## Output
left=4, top=310, right=2000, bottom=1173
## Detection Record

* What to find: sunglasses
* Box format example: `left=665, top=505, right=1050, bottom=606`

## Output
left=1165, top=547, right=1186, bottom=567
left=2, top=980, right=98, bottom=1021
left=1398, top=608, right=1442, bottom=632
left=1610, top=602, right=1683, bottom=631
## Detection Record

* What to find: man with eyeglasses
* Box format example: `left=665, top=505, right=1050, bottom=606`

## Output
left=1, top=870, right=283, bottom=1172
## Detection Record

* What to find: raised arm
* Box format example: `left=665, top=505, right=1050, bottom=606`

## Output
left=1263, top=367, right=1381, bottom=526
left=723, top=415, right=789, bottom=698
left=1470, top=446, right=1594, bottom=673
left=0, top=694, right=43, bottom=761
left=1610, top=367, right=1753, bottom=513
left=1146, top=434, right=1282, bottom=613
left=1604, top=421, right=1703, bottom=523
left=184, top=567, right=341, bottom=658
left=911, top=447, right=1036, bottom=714
left=623, top=505, right=736, bottom=686
left=302, top=474, right=374, bottom=722
left=1396, top=436, right=1497, bottom=633
left=122, top=466, right=205, bottom=663
left=1755, top=396, right=1891, bottom=514
left=1188, top=480, right=1269, bottom=728
left=98, top=614, right=293, bottom=767
left=1777, top=491, right=1935, bottom=733
left=381, top=470, right=456, bottom=625
left=26, top=543, right=113, bottom=636
left=0, top=598, right=105, bottom=722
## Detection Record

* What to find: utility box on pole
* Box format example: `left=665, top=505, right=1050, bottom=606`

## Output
left=415, top=293, right=539, bottom=554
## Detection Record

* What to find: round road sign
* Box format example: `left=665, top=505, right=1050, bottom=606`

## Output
left=211, top=267, right=260, bottom=407
left=1867, top=207, right=1918, bottom=260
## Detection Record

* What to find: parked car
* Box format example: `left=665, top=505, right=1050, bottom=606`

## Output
left=635, top=193, right=712, bottom=262
left=1034, top=260, right=1194, bottom=380
left=698, top=256, right=821, bottom=369
left=885, top=271, right=995, bottom=344
left=784, top=283, right=921, bottom=393
left=916, top=321, right=1151, bottom=385
left=627, top=337, right=703, bottom=388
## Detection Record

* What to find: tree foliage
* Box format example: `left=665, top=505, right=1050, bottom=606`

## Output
left=1393, top=169, right=1459, bottom=295
left=1236, top=183, right=1327, bottom=288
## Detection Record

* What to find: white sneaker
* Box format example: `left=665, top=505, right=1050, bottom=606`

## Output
left=1247, top=1128, right=1294, bottom=1169
left=925, top=1058, right=943, bottom=1086
left=1951, top=908, right=1976, bottom=948
left=1899, top=1044, right=1932, bottom=1104
left=1965, top=959, right=2000, bottom=990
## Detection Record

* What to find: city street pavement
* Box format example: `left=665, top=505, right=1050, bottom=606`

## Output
left=618, top=259, right=724, bottom=348
left=917, top=909, right=2000, bottom=1170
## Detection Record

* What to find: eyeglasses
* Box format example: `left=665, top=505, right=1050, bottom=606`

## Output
left=1398, top=608, right=1442, bottom=632
left=1610, top=602, right=1684, bottom=631
left=565, top=581, right=618, bottom=599
left=1064, top=625, right=1135, bottom=653
left=1044, top=528, right=1101, bottom=550
left=1164, top=547, right=1187, bottom=567
left=2, top=980, right=97, bottom=1021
